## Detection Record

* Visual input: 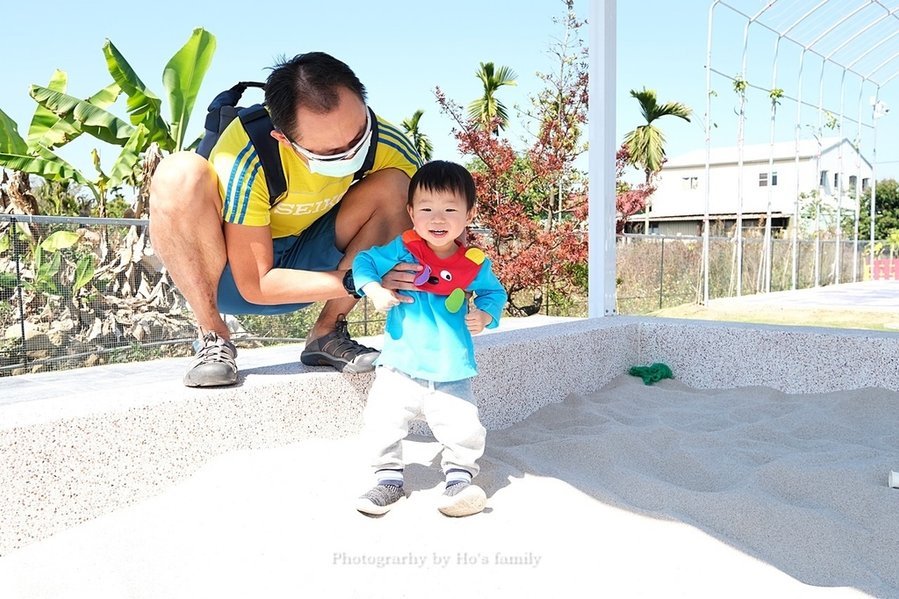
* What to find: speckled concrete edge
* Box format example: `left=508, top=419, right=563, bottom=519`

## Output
left=2, top=316, right=898, bottom=554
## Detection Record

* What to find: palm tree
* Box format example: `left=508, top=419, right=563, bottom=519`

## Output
left=401, top=109, right=433, bottom=162
left=467, top=62, right=518, bottom=134
left=622, top=88, right=692, bottom=184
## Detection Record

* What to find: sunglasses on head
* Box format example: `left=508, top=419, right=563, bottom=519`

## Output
left=281, top=108, right=372, bottom=162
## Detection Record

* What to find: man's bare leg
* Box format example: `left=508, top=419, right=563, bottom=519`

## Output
left=150, top=152, right=230, bottom=338
left=149, top=152, right=238, bottom=386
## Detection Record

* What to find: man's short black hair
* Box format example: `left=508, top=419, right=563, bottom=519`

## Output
left=265, top=52, right=367, bottom=137
left=407, top=160, right=477, bottom=211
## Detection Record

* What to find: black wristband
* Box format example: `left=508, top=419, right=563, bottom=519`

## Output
left=342, top=268, right=362, bottom=299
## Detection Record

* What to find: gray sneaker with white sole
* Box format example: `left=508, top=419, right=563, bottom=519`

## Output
left=183, top=332, right=238, bottom=387
left=356, top=483, right=405, bottom=516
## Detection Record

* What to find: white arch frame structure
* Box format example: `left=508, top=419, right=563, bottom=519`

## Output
left=700, top=0, right=899, bottom=302
left=588, top=0, right=899, bottom=316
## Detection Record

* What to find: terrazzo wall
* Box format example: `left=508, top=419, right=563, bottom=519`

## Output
left=2, top=316, right=897, bottom=554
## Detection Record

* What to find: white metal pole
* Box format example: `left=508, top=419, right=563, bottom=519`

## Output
left=852, top=81, right=863, bottom=282
left=870, top=89, right=884, bottom=278
left=835, top=69, right=846, bottom=285
left=814, top=61, right=826, bottom=287
left=703, top=1, right=721, bottom=305
left=735, top=19, right=752, bottom=297
left=792, top=48, right=807, bottom=290
left=763, top=35, right=781, bottom=294
left=588, top=0, right=617, bottom=317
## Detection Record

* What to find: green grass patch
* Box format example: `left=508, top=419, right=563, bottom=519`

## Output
left=652, top=303, right=898, bottom=332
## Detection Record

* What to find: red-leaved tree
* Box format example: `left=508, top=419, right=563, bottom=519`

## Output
left=434, top=0, right=588, bottom=316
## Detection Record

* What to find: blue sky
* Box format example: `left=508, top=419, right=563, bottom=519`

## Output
left=2, top=0, right=898, bottom=182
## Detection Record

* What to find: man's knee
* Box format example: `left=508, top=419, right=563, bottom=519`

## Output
left=150, top=152, right=218, bottom=212
left=336, top=169, right=412, bottom=247
left=350, top=169, right=410, bottom=213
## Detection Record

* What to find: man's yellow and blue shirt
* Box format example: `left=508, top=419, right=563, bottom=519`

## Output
left=209, top=110, right=422, bottom=239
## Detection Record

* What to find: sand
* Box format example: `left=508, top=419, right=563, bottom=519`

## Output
left=0, top=375, right=897, bottom=598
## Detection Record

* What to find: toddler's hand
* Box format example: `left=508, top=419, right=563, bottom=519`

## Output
left=364, top=284, right=404, bottom=312
left=465, top=307, right=492, bottom=334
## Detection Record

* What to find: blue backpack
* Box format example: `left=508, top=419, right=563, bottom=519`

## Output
left=196, top=81, right=378, bottom=206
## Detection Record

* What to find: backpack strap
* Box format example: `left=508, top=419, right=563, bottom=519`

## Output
left=238, top=104, right=287, bottom=206
left=196, top=82, right=265, bottom=159
left=203, top=96, right=376, bottom=206
left=353, top=107, right=379, bottom=183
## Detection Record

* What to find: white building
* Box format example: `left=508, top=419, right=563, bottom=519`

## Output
left=632, top=137, right=874, bottom=236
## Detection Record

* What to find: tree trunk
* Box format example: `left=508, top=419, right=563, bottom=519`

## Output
left=5, top=171, right=41, bottom=215
left=1, top=170, right=44, bottom=239
left=132, top=142, right=162, bottom=218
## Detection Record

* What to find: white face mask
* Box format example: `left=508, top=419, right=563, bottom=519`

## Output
left=305, top=133, right=372, bottom=178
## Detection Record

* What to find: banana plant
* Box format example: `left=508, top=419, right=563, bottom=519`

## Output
left=0, top=27, right=215, bottom=196
left=0, top=101, right=92, bottom=187
left=0, top=68, right=133, bottom=195
left=101, top=27, right=216, bottom=153
left=16, top=230, right=96, bottom=303
left=162, top=28, right=216, bottom=151
left=28, top=69, right=123, bottom=148
left=0, top=103, right=148, bottom=206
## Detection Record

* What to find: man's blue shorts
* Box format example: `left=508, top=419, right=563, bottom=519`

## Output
left=216, top=203, right=344, bottom=315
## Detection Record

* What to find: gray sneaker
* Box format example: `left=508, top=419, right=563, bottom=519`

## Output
left=356, top=484, right=405, bottom=516
left=437, top=482, right=486, bottom=517
left=300, top=314, right=379, bottom=373
left=183, top=332, right=238, bottom=388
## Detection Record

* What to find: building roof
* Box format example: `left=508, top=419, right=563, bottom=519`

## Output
left=662, top=137, right=870, bottom=168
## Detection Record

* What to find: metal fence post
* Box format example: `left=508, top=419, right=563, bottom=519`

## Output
left=11, top=217, right=27, bottom=369
left=658, top=237, right=666, bottom=310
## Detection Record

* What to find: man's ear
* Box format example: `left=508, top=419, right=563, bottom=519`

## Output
left=271, top=130, right=291, bottom=146
left=467, top=206, right=478, bottom=224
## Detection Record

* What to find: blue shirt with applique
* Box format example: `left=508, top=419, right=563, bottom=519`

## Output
left=352, top=233, right=507, bottom=382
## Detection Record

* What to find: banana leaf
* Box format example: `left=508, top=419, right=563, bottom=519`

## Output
left=163, top=28, right=216, bottom=151
left=27, top=70, right=79, bottom=149
left=103, top=40, right=173, bottom=150
left=73, top=254, right=95, bottom=292
left=0, top=108, right=28, bottom=155
left=0, top=148, right=90, bottom=185
left=107, top=124, right=148, bottom=188
left=91, top=148, right=106, bottom=179
left=28, top=78, right=122, bottom=151
left=29, top=85, right=136, bottom=147
left=40, top=230, right=81, bottom=251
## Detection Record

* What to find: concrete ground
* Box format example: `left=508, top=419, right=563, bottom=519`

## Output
left=707, top=279, right=899, bottom=312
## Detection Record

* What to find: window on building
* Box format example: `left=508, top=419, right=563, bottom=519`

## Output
left=820, top=170, right=828, bottom=186
left=681, top=176, right=699, bottom=190
left=758, top=172, right=777, bottom=187
left=834, top=173, right=840, bottom=188
left=862, top=178, right=870, bottom=192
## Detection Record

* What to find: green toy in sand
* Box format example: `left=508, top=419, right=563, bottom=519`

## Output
left=628, top=363, right=674, bottom=385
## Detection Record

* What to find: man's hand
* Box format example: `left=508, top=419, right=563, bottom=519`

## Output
left=465, top=307, right=493, bottom=335
left=380, top=262, right=422, bottom=293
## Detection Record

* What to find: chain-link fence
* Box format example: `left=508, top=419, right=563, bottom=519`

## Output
left=0, top=215, right=390, bottom=377
left=2, top=215, right=894, bottom=376
left=616, top=233, right=893, bottom=313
